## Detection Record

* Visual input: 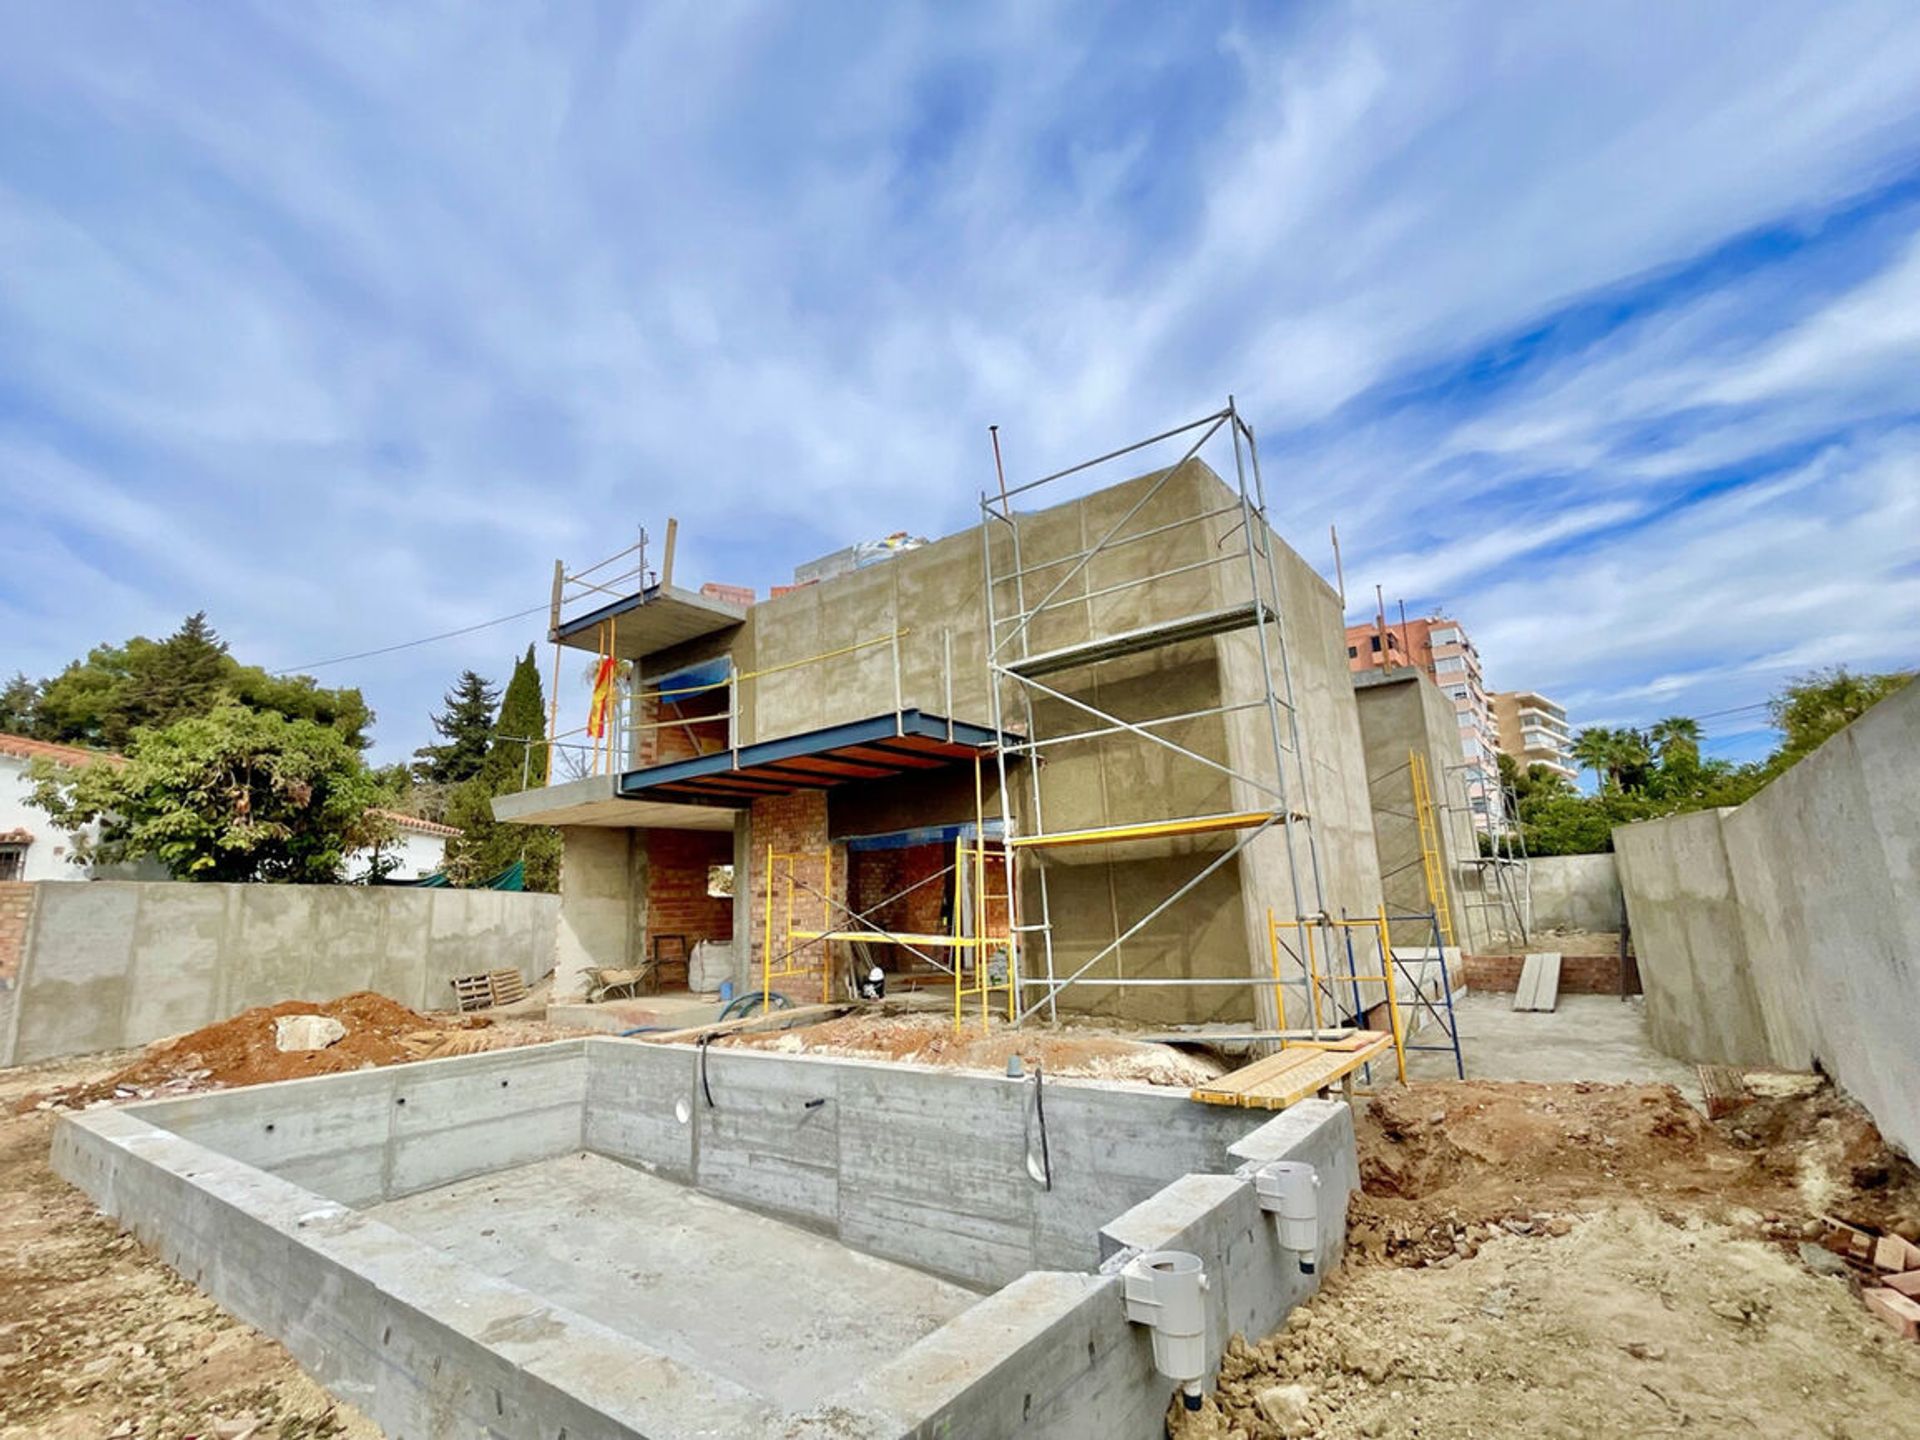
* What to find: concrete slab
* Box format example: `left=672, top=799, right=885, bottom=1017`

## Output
left=365, top=1151, right=981, bottom=1410
left=1408, top=993, right=1703, bottom=1103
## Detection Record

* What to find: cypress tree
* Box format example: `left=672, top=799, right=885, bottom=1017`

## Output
left=442, top=648, right=560, bottom=891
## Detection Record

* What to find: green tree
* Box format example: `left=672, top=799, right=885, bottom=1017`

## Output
left=413, top=670, right=499, bottom=784
left=1648, top=715, right=1702, bottom=769
left=31, top=614, right=371, bottom=750
left=0, top=672, right=39, bottom=734
left=1569, top=726, right=1652, bottom=793
left=1766, top=666, right=1913, bottom=768
left=27, top=704, right=388, bottom=882
left=442, top=647, right=560, bottom=891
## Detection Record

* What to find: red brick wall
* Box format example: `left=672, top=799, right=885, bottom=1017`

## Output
left=849, top=844, right=950, bottom=939
left=0, top=882, right=35, bottom=985
left=644, top=830, right=734, bottom=989
left=746, top=792, right=842, bottom=1004
left=634, top=690, right=729, bottom=766
left=1464, top=952, right=1640, bottom=996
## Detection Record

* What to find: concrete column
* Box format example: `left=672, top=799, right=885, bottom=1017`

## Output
left=553, top=827, right=643, bottom=1001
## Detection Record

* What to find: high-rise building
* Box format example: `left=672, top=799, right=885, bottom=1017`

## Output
left=1345, top=613, right=1500, bottom=826
left=1491, top=689, right=1577, bottom=781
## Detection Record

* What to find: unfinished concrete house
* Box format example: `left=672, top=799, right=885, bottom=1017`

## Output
left=498, top=407, right=1389, bottom=1031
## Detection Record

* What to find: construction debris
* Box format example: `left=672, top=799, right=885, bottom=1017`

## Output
left=18, top=994, right=585, bottom=1110
left=272, top=1015, right=347, bottom=1052
left=719, top=1010, right=1229, bottom=1087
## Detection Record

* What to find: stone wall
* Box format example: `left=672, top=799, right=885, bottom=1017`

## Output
left=1, top=882, right=558, bottom=1066
left=1614, top=681, right=1920, bottom=1155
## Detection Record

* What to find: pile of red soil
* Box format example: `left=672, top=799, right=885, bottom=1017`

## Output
left=39, top=992, right=456, bottom=1109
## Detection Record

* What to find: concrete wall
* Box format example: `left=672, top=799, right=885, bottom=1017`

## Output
left=1351, top=670, right=1475, bottom=951
left=1, top=881, right=558, bottom=1066
left=1525, top=853, right=1623, bottom=934
left=587, top=1039, right=1276, bottom=1290
left=1615, top=682, right=1920, bottom=1154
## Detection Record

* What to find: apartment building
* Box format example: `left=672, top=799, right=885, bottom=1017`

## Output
left=1344, top=614, right=1500, bottom=825
left=1491, top=689, right=1577, bottom=781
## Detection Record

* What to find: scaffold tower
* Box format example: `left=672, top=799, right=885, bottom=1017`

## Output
left=980, top=401, right=1358, bottom=1034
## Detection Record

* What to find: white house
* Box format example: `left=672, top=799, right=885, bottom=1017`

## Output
left=0, top=734, right=164, bottom=881
left=359, top=810, right=461, bottom=881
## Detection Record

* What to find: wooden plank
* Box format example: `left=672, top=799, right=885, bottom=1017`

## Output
left=1698, top=1064, right=1751, bottom=1119
left=1191, top=1047, right=1326, bottom=1101
left=1513, top=953, right=1562, bottom=1011
left=1190, top=1033, right=1394, bottom=1110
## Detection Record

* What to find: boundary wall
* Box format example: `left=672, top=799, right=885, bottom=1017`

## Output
left=1, top=881, right=557, bottom=1066
left=1613, top=683, right=1919, bottom=1155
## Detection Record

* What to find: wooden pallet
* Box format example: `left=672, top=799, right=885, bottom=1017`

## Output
left=449, top=968, right=528, bottom=1012
left=1190, top=1031, right=1395, bottom=1110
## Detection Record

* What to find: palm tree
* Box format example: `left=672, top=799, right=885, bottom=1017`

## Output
left=1649, top=715, right=1702, bottom=768
left=1571, top=726, right=1621, bottom=790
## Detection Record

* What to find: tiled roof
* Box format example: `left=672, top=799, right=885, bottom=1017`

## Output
left=0, top=733, right=125, bottom=769
left=372, top=809, right=462, bottom=838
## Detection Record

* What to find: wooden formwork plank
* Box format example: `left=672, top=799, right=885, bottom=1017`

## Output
left=1191, top=1032, right=1394, bottom=1110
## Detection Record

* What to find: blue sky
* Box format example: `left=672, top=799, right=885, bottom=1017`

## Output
left=3, top=4, right=1918, bottom=767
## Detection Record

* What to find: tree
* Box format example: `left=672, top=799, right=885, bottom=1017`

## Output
left=413, top=670, right=499, bottom=785
left=0, top=672, right=39, bottom=734
left=1766, top=667, right=1913, bottom=767
left=31, top=615, right=372, bottom=750
left=442, top=647, right=560, bottom=891
left=1648, top=715, right=1701, bottom=769
left=27, top=704, right=388, bottom=882
left=1569, top=726, right=1651, bottom=793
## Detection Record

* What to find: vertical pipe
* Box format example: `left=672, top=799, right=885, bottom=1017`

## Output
left=952, top=835, right=965, bottom=1034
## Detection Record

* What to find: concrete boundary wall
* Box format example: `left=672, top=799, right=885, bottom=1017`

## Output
left=55, top=1039, right=1359, bottom=1439
left=1524, top=854, right=1623, bottom=934
left=1614, top=682, right=1920, bottom=1154
left=1, top=881, right=559, bottom=1066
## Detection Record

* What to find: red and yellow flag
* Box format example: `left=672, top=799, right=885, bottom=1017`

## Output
left=586, top=657, right=617, bottom=739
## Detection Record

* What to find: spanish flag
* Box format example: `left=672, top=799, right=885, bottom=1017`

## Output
left=586, top=657, right=617, bottom=739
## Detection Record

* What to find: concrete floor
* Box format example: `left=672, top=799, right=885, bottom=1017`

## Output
left=366, top=1152, right=981, bottom=1409
left=1406, top=992, right=1703, bottom=1103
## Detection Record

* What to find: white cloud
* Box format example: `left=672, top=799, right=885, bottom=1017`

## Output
left=0, top=3, right=1917, bottom=758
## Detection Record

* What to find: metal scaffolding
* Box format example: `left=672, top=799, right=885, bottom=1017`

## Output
left=980, top=401, right=1346, bottom=1033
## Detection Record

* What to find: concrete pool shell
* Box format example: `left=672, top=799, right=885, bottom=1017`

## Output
left=53, top=1037, right=1358, bottom=1438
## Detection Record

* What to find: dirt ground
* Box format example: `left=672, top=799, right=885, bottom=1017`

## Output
left=1173, top=1078, right=1920, bottom=1439
left=0, top=1003, right=583, bottom=1440
left=722, top=1009, right=1230, bottom=1087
